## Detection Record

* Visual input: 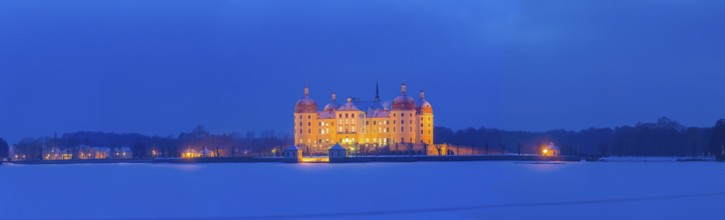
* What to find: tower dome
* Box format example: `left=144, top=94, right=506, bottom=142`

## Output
left=295, top=86, right=318, bottom=113
left=391, top=83, right=415, bottom=110
left=416, top=89, right=433, bottom=114
left=323, top=92, right=340, bottom=112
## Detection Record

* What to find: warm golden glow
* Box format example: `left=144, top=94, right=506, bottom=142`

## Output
left=300, top=157, right=329, bottom=163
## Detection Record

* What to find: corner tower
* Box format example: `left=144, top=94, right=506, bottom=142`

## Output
left=294, top=85, right=319, bottom=148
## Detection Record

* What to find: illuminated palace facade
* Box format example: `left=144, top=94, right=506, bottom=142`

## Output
left=294, top=83, right=433, bottom=154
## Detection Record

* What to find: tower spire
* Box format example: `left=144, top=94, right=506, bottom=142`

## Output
left=420, top=89, right=425, bottom=100
left=303, top=83, right=309, bottom=97
left=401, top=82, right=407, bottom=94
left=375, top=81, right=380, bottom=101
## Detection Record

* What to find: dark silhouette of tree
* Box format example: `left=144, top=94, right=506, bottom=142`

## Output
left=133, top=141, right=147, bottom=159
left=0, top=138, right=9, bottom=160
left=599, top=143, right=608, bottom=156
left=710, top=119, right=725, bottom=160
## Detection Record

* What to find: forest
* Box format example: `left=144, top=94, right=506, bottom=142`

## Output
left=3, top=117, right=725, bottom=160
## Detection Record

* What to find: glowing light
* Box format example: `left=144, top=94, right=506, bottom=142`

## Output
left=301, top=157, right=330, bottom=163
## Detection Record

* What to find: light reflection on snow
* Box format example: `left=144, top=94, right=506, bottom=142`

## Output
left=518, top=161, right=568, bottom=172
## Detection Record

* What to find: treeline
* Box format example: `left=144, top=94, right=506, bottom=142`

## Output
left=437, top=117, right=725, bottom=158
left=3, top=117, right=725, bottom=161
left=9, top=125, right=291, bottom=160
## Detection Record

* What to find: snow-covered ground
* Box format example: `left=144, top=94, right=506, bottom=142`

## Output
left=2, top=161, right=724, bottom=220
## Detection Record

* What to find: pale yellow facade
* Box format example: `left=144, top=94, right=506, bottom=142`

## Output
left=294, top=83, right=434, bottom=155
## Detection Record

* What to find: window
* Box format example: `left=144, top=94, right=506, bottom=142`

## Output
left=339, top=114, right=342, bottom=118
left=409, top=113, right=412, bottom=117
left=299, top=129, right=302, bottom=134
left=299, top=122, right=302, bottom=126
left=401, top=120, right=404, bottom=124
left=373, top=121, right=377, bottom=125
left=308, top=129, right=311, bottom=134
left=409, top=120, right=412, bottom=124
left=352, top=114, right=355, bottom=118
left=393, top=113, right=396, bottom=117
left=308, top=115, right=311, bottom=119
left=345, top=113, right=349, bottom=118
left=401, top=127, right=404, bottom=132
left=393, top=120, right=396, bottom=124
left=421, top=130, right=423, bottom=134
left=420, top=123, right=423, bottom=127
left=307, top=122, right=311, bottom=126
left=366, top=121, right=369, bottom=125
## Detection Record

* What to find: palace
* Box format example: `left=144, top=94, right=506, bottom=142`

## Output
left=294, top=83, right=434, bottom=154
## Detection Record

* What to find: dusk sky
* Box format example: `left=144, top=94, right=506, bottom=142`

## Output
left=1, top=0, right=724, bottom=143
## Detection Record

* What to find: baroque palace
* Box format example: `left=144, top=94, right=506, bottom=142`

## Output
left=294, top=83, right=433, bottom=154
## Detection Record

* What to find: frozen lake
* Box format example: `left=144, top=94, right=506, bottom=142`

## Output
left=2, top=161, right=724, bottom=220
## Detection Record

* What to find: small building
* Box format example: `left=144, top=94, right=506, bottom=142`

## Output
left=329, top=143, right=346, bottom=158
left=200, top=147, right=213, bottom=157
left=542, top=142, right=560, bottom=156
left=181, top=148, right=200, bottom=158
left=92, top=147, right=111, bottom=159
left=285, top=144, right=302, bottom=162
left=45, top=147, right=65, bottom=160
left=112, top=147, right=132, bottom=159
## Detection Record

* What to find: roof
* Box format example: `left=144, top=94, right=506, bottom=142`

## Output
left=329, top=143, right=345, bottom=150
left=286, top=145, right=300, bottom=151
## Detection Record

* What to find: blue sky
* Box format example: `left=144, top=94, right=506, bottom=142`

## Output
left=1, top=0, right=724, bottom=143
